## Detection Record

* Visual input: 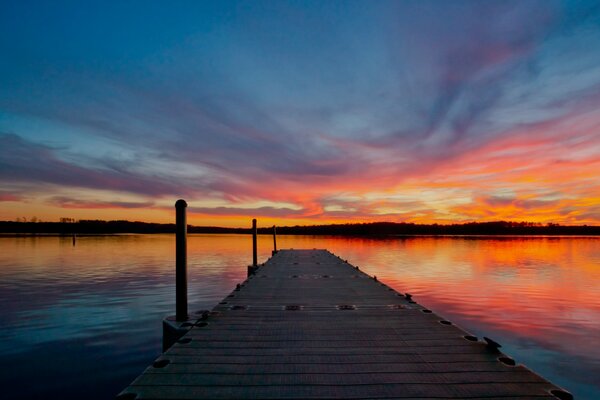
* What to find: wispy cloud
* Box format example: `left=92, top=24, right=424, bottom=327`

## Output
left=48, top=196, right=155, bottom=209
left=189, top=206, right=304, bottom=218
left=0, top=133, right=188, bottom=197
left=0, top=191, right=22, bottom=202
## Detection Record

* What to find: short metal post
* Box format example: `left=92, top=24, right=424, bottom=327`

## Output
left=252, top=218, right=258, bottom=267
left=175, top=199, right=188, bottom=321
left=272, top=225, right=277, bottom=255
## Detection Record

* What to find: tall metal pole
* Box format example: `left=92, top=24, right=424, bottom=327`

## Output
left=252, top=218, right=258, bottom=267
left=175, top=199, right=188, bottom=321
left=272, top=225, right=277, bottom=253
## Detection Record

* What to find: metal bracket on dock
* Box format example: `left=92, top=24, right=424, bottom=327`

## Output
left=247, top=264, right=259, bottom=277
left=162, top=315, right=194, bottom=352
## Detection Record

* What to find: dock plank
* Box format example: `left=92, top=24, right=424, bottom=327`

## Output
left=118, top=249, right=569, bottom=399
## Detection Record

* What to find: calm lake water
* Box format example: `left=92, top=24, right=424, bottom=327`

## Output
left=1, top=234, right=599, bottom=399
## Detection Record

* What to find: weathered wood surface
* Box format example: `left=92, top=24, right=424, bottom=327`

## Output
left=118, top=249, right=569, bottom=399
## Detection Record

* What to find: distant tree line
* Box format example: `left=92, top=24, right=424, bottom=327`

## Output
left=1, top=220, right=599, bottom=235
left=267, top=221, right=600, bottom=236
left=0, top=220, right=246, bottom=234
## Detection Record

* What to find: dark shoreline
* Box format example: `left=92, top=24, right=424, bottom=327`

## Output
left=2, top=233, right=600, bottom=240
left=2, top=220, right=599, bottom=236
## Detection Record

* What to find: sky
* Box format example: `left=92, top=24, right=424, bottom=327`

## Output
left=1, top=0, right=600, bottom=227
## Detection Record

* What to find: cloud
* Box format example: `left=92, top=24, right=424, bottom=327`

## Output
left=48, top=196, right=155, bottom=209
left=188, top=206, right=305, bottom=218
left=482, top=196, right=560, bottom=210
left=0, top=191, right=22, bottom=202
left=0, top=133, right=187, bottom=197
left=575, top=206, right=600, bottom=222
left=186, top=197, right=442, bottom=222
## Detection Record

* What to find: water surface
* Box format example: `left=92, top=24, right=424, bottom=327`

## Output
left=1, top=234, right=599, bottom=399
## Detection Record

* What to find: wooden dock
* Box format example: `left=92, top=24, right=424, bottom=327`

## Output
left=118, top=249, right=572, bottom=399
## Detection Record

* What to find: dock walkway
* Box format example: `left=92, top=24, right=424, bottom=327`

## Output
left=118, top=249, right=570, bottom=399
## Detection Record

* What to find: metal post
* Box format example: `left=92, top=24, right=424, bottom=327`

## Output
left=175, top=199, right=188, bottom=321
left=272, top=225, right=277, bottom=254
left=252, top=218, right=258, bottom=267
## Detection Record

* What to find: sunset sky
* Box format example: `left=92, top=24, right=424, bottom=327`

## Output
left=1, top=0, right=600, bottom=227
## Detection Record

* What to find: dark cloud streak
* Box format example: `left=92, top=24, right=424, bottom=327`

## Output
left=48, top=196, right=155, bottom=209
left=0, top=133, right=187, bottom=197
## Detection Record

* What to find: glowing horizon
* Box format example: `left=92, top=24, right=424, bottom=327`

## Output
left=2, top=1, right=600, bottom=228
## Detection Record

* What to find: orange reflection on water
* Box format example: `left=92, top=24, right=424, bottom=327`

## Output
left=282, top=236, right=600, bottom=363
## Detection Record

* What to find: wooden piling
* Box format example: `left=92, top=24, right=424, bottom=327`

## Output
left=272, top=225, right=277, bottom=255
left=251, top=218, right=257, bottom=267
left=175, top=199, right=188, bottom=321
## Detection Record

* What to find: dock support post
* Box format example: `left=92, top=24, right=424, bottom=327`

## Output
left=175, top=199, right=188, bottom=321
left=248, top=218, right=258, bottom=277
left=252, top=218, right=258, bottom=266
left=272, top=225, right=277, bottom=255
left=163, top=199, right=190, bottom=351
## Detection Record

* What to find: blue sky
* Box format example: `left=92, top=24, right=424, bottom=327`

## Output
left=1, top=1, right=600, bottom=226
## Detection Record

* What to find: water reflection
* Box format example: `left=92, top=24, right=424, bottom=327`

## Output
left=281, top=235, right=600, bottom=399
left=0, top=235, right=599, bottom=399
